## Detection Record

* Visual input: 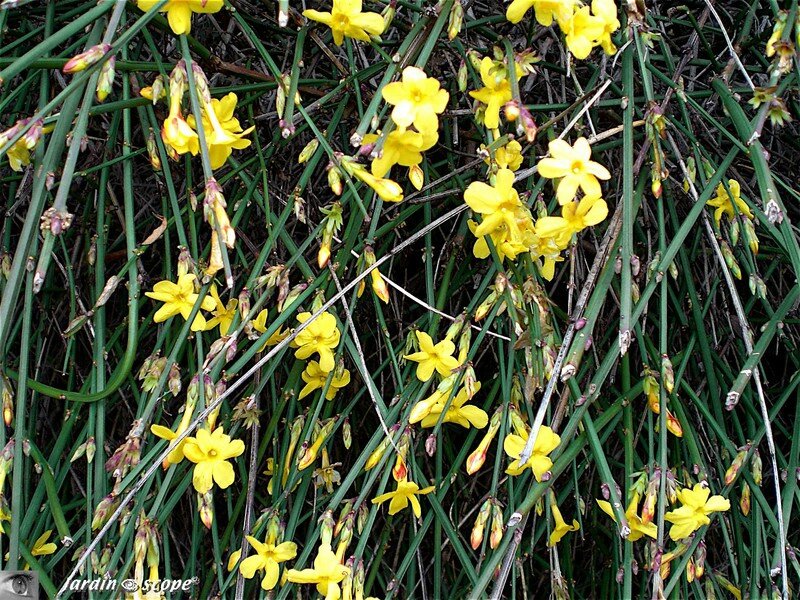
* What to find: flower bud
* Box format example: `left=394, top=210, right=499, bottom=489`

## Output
left=382, top=0, right=396, bottom=30
left=319, top=509, right=335, bottom=546
left=751, top=449, right=762, bottom=486
left=742, top=217, right=759, bottom=255
left=1, top=376, right=13, bottom=427
left=447, top=0, right=463, bottom=39
left=471, top=499, right=492, bottom=550
left=199, top=491, right=214, bottom=529
left=661, top=354, right=674, bottom=395
left=725, top=444, right=751, bottom=485
left=490, top=502, right=504, bottom=549
left=328, top=165, right=343, bottom=196
left=365, top=424, right=399, bottom=470
left=96, top=56, right=115, bottom=102
left=408, top=164, right=424, bottom=191
left=298, top=138, right=319, bottom=164
left=336, top=415, right=351, bottom=450
left=423, top=433, right=435, bottom=456
left=92, top=493, right=120, bottom=530
left=466, top=407, right=501, bottom=474
left=458, top=60, right=468, bottom=92
left=63, top=44, right=111, bottom=73
left=720, top=240, right=741, bottom=279
left=739, top=482, right=750, bottom=515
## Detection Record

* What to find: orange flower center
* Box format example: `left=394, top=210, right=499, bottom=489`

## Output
left=208, top=449, right=218, bottom=458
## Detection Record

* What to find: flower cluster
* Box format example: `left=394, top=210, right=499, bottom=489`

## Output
left=464, top=136, right=610, bottom=281
left=595, top=473, right=730, bottom=580
left=159, top=62, right=253, bottom=170
left=506, top=0, right=621, bottom=60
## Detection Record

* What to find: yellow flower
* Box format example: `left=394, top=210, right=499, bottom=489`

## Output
left=340, top=158, right=404, bottom=202
left=187, top=93, right=253, bottom=169
left=204, top=285, right=238, bottom=336
left=314, top=448, right=342, bottom=493
left=251, top=309, right=289, bottom=351
left=464, top=169, right=530, bottom=245
left=469, top=57, right=520, bottom=130
left=303, top=0, right=384, bottom=46
left=529, top=233, right=565, bottom=281
left=286, top=543, right=350, bottom=600
left=534, top=194, right=609, bottom=247
left=503, top=425, right=560, bottom=480
left=664, top=483, right=730, bottom=541
left=706, top=179, right=753, bottom=226
left=299, top=360, right=351, bottom=400
left=493, top=140, right=524, bottom=171
left=372, top=479, right=436, bottom=518
left=381, top=66, right=449, bottom=134
left=506, top=0, right=576, bottom=26
left=596, top=492, right=658, bottom=541
left=561, top=6, right=606, bottom=60
left=548, top=499, right=580, bottom=546
left=467, top=218, right=533, bottom=263
left=31, top=530, right=57, bottom=557
left=239, top=536, right=297, bottom=591
left=592, top=0, right=620, bottom=55
left=7, top=139, right=32, bottom=172
left=294, top=312, right=341, bottom=373
left=536, top=137, right=611, bottom=204
left=410, top=382, right=487, bottom=429
left=151, top=400, right=196, bottom=467
left=403, top=331, right=460, bottom=382
left=182, top=427, right=245, bottom=494
left=362, top=129, right=438, bottom=178
left=137, top=0, right=224, bottom=35
left=161, top=74, right=199, bottom=158
left=145, top=273, right=216, bottom=331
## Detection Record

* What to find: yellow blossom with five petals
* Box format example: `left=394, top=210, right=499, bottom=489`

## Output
left=536, top=137, right=611, bottom=204
left=410, top=382, right=487, bottom=429
left=372, top=479, right=436, bottom=518
left=187, top=93, right=253, bottom=170
left=299, top=360, right=351, bottom=400
left=469, top=57, right=521, bottom=130
left=251, top=309, right=289, bottom=351
left=592, top=0, right=621, bottom=55
left=664, top=483, right=730, bottom=541
left=204, top=284, right=238, bottom=336
left=239, top=535, right=297, bottom=591
left=362, top=129, right=438, bottom=178
left=285, top=543, right=350, bottom=600
left=464, top=168, right=529, bottom=244
left=381, top=66, right=449, bottom=134
left=706, top=179, right=753, bottom=227
left=534, top=194, right=609, bottom=247
left=303, top=0, right=385, bottom=46
left=182, top=427, right=245, bottom=494
left=403, top=331, right=460, bottom=382
left=561, top=6, right=606, bottom=59
left=503, top=425, right=560, bottom=480
left=145, top=273, right=215, bottom=331
left=293, top=312, right=341, bottom=373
